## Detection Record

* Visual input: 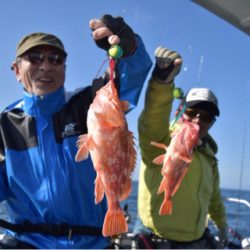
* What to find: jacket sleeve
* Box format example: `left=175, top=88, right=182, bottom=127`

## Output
left=138, top=77, right=175, bottom=166
left=208, top=162, right=227, bottom=229
left=117, top=35, right=152, bottom=110
left=0, top=122, right=8, bottom=202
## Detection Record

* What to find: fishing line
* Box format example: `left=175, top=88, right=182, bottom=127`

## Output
left=196, top=55, right=204, bottom=85
left=94, top=58, right=109, bottom=79
left=234, top=119, right=247, bottom=234
left=170, top=103, right=186, bottom=129
left=235, top=80, right=250, bottom=234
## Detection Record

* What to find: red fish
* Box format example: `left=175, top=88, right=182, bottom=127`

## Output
left=75, top=80, right=136, bottom=237
left=151, top=120, right=199, bottom=215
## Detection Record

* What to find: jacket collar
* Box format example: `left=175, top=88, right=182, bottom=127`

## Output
left=23, top=86, right=65, bottom=116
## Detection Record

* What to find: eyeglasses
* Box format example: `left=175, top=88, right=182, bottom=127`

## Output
left=20, top=51, right=66, bottom=66
left=183, top=109, right=216, bottom=123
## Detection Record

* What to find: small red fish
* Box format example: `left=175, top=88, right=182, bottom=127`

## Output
left=75, top=80, right=136, bottom=237
left=151, top=120, right=199, bottom=215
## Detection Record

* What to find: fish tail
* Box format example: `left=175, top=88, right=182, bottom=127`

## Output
left=102, top=207, right=128, bottom=237
left=159, top=199, right=172, bottom=215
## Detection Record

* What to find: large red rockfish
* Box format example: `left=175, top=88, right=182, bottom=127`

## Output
left=151, top=120, right=199, bottom=215
left=75, top=80, right=136, bottom=237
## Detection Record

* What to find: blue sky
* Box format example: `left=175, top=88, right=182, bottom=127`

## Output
left=0, top=0, right=249, bottom=191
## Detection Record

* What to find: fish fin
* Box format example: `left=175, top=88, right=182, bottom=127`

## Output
left=159, top=199, right=172, bottom=215
left=118, top=132, right=135, bottom=202
left=178, top=154, right=192, bottom=163
left=172, top=168, right=188, bottom=196
left=121, top=101, right=130, bottom=112
left=76, top=134, right=88, bottom=147
left=127, top=131, right=136, bottom=172
left=75, top=134, right=91, bottom=162
left=95, top=174, right=105, bottom=204
left=119, top=179, right=132, bottom=201
left=150, top=141, right=167, bottom=150
left=102, top=207, right=128, bottom=237
left=152, top=154, right=165, bottom=165
left=157, top=178, right=167, bottom=194
left=157, top=176, right=167, bottom=194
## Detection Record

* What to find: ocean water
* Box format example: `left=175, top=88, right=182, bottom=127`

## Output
left=0, top=181, right=249, bottom=243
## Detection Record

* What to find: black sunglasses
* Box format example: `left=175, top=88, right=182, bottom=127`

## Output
left=21, top=51, right=66, bottom=66
left=184, top=109, right=216, bottom=123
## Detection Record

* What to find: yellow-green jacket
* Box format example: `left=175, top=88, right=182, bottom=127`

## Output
left=138, top=77, right=227, bottom=242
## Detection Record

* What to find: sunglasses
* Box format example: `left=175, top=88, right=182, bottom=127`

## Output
left=184, top=109, right=216, bottom=123
left=20, top=51, right=66, bottom=66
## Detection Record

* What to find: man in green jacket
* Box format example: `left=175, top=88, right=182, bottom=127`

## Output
left=134, top=47, right=228, bottom=249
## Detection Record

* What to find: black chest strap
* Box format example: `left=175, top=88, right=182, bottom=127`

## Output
left=0, top=219, right=103, bottom=238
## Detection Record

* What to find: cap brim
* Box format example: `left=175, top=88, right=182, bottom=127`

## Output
left=186, top=101, right=220, bottom=116
left=17, top=43, right=67, bottom=57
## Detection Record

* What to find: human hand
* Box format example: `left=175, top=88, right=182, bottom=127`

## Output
left=218, top=227, right=229, bottom=248
left=153, top=47, right=182, bottom=84
left=89, top=14, right=136, bottom=57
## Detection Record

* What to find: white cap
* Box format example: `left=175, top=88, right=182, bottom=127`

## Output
left=185, top=88, right=219, bottom=116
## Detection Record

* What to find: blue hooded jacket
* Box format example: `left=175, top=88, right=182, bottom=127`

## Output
left=0, top=36, right=152, bottom=249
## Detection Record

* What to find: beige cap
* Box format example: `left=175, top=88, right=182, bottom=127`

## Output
left=16, top=32, right=67, bottom=57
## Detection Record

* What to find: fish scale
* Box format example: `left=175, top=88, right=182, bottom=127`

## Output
left=151, top=120, right=199, bottom=215
left=75, top=79, right=136, bottom=237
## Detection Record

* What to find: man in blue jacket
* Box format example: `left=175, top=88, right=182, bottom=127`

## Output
left=0, top=14, right=152, bottom=249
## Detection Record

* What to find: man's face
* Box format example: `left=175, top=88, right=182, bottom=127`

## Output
left=182, top=107, right=216, bottom=139
left=12, top=46, right=66, bottom=96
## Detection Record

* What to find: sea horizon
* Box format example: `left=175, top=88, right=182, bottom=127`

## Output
left=131, top=179, right=250, bottom=193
